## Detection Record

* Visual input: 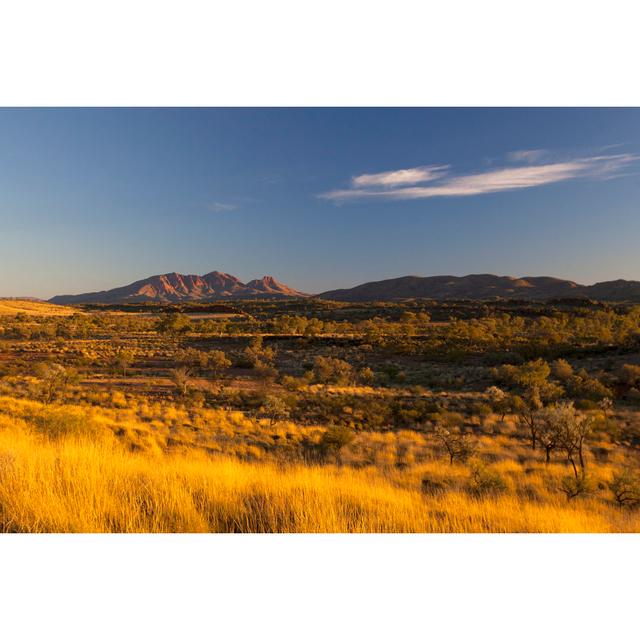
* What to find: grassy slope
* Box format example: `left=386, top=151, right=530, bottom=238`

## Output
left=0, top=299, right=79, bottom=316
left=0, top=396, right=638, bottom=533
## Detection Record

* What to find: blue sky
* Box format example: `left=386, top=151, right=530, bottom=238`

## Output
left=1, top=108, right=639, bottom=298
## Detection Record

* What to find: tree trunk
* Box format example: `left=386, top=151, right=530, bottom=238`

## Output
left=569, top=456, right=579, bottom=479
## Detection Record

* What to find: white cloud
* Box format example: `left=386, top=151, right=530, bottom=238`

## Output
left=319, top=153, right=639, bottom=202
left=351, top=165, right=449, bottom=188
left=208, top=201, right=238, bottom=213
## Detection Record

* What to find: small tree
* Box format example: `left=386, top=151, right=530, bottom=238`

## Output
left=171, top=366, right=192, bottom=396
left=209, top=349, right=232, bottom=376
left=255, top=363, right=278, bottom=386
left=536, top=405, right=564, bottom=464
left=34, top=362, right=77, bottom=404
left=552, top=401, right=594, bottom=478
left=262, top=395, right=290, bottom=425
left=598, top=397, right=613, bottom=423
left=177, top=347, right=209, bottom=372
left=516, top=386, right=543, bottom=450
left=243, top=336, right=275, bottom=368
left=433, top=425, right=476, bottom=464
left=486, top=385, right=511, bottom=421
left=113, top=348, right=135, bottom=378
left=208, top=349, right=232, bottom=391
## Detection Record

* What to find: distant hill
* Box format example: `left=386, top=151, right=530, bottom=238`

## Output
left=49, top=271, right=309, bottom=304
left=318, top=274, right=640, bottom=302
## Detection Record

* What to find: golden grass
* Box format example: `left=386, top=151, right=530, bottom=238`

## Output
left=0, top=405, right=638, bottom=532
left=0, top=299, right=79, bottom=316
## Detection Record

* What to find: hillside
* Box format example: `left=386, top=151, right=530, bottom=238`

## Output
left=0, top=299, right=79, bottom=316
left=49, top=271, right=309, bottom=304
left=318, top=274, right=640, bottom=302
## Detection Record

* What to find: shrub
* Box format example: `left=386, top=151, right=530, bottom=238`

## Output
left=281, top=375, right=304, bottom=392
left=467, top=461, right=507, bottom=496
left=318, top=425, right=355, bottom=459
left=619, top=364, right=640, bottom=388
left=313, top=356, right=354, bottom=386
left=609, top=468, right=640, bottom=507
left=420, top=477, right=450, bottom=496
left=552, top=358, right=573, bottom=382
left=560, top=475, right=594, bottom=500
left=358, top=367, right=375, bottom=386
left=31, top=408, right=102, bottom=440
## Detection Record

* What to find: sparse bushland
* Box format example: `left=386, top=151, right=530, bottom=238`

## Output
left=2, top=298, right=640, bottom=532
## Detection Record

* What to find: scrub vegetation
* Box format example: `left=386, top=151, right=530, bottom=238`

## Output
left=1, top=297, right=640, bottom=532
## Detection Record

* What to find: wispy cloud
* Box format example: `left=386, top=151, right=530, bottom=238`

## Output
left=351, top=165, right=449, bottom=188
left=319, top=153, right=639, bottom=202
left=208, top=201, right=238, bottom=213
left=506, top=149, right=548, bottom=164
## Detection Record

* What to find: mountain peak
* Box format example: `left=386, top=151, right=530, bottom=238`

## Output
left=245, top=275, right=308, bottom=296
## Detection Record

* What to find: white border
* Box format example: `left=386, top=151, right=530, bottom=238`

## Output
left=0, top=534, right=637, bottom=639
left=1, top=0, right=639, bottom=106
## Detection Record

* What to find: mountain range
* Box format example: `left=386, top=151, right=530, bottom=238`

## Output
left=48, top=271, right=640, bottom=304
left=49, top=272, right=308, bottom=304
left=318, top=274, right=640, bottom=302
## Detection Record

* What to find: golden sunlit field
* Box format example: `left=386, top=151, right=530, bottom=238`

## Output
left=1, top=396, right=639, bottom=533
left=1, top=298, right=640, bottom=532
left=0, top=299, right=78, bottom=317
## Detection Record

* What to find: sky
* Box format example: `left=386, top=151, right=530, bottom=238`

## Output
left=1, top=107, right=639, bottom=298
